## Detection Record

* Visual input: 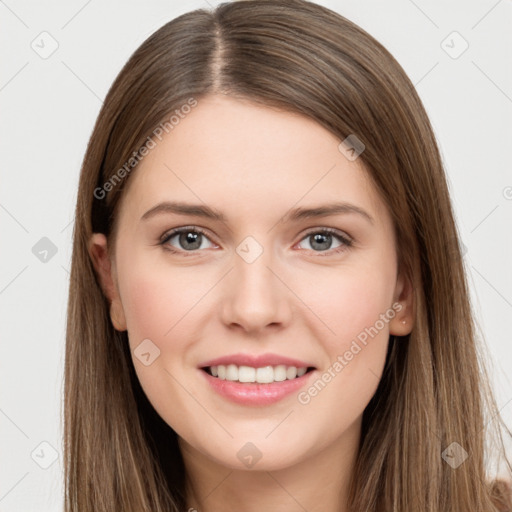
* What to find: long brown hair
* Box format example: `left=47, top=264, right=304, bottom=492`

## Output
left=63, top=0, right=512, bottom=510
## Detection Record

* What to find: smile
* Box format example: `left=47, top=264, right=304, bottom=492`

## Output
left=199, top=366, right=317, bottom=406
left=204, top=364, right=312, bottom=383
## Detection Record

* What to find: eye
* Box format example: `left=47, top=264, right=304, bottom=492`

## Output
left=296, top=228, right=353, bottom=255
left=159, top=226, right=353, bottom=256
left=160, top=226, right=216, bottom=254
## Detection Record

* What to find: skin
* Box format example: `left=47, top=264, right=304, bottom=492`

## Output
left=89, top=94, right=414, bottom=512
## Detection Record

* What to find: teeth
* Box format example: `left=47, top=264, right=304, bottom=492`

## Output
left=239, top=365, right=256, bottom=382
left=286, top=366, right=297, bottom=379
left=208, top=364, right=310, bottom=383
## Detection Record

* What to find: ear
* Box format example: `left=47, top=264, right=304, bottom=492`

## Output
left=389, top=269, right=414, bottom=336
left=88, top=233, right=127, bottom=332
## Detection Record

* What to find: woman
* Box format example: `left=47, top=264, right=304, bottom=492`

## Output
left=64, top=0, right=512, bottom=510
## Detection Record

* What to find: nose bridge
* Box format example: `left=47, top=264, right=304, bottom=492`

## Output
left=221, top=235, right=290, bottom=331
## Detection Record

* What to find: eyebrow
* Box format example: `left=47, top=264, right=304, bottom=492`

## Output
left=140, top=200, right=374, bottom=225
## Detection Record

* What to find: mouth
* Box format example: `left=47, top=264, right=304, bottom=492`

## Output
left=197, top=353, right=318, bottom=405
left=199, top=363, right=317, bottom=406
left=201, top=364, right=316, bottom=384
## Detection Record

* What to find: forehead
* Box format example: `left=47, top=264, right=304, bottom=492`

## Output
left=119, top=94, right=384, bottom=225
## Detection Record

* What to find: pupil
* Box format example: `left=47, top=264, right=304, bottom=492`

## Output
left=311, top=233, right=331, bottom=251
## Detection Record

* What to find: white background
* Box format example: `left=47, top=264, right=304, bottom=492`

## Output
left=1, top=0, right=511, bottom=510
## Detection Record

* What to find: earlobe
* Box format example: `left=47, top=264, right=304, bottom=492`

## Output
left=109, top=299, right=127, bottom=332
left=88, top=233, right=127, bottom=332
left=389, top=271, right=415, bottom=336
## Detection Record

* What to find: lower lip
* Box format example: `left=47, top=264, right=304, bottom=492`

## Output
left=199, top=368, right=316, bottom=406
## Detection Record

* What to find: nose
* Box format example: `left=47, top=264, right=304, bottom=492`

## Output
left=220, top=245, right=293, bottom=334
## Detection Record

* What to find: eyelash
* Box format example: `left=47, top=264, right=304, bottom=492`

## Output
left=159, top=226, right=353, bottom=257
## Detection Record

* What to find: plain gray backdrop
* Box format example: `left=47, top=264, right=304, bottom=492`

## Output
left=1, top=0, right=511, bottom=510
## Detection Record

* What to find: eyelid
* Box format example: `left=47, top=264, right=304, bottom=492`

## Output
left=160, top=225, right=213, bottom=242
left=159, top=225, right=219, bottom=251
left=300, top=226, right=352, bottom=242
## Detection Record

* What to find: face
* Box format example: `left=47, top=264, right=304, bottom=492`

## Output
left=90, top=94, right=413, bottom=472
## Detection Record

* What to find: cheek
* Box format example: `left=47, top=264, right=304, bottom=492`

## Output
left=116, top=264, right=208, bottom=427
left=305, top=261, right=396, bottom=346
left=118, top=261, right=207, bottom=345
left=121, top=276, right=175, bottom=342
left=298, top=259, right=395, bottom=404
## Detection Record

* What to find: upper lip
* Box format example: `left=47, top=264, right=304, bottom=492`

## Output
left=199, top=353, right=316, bottom=369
